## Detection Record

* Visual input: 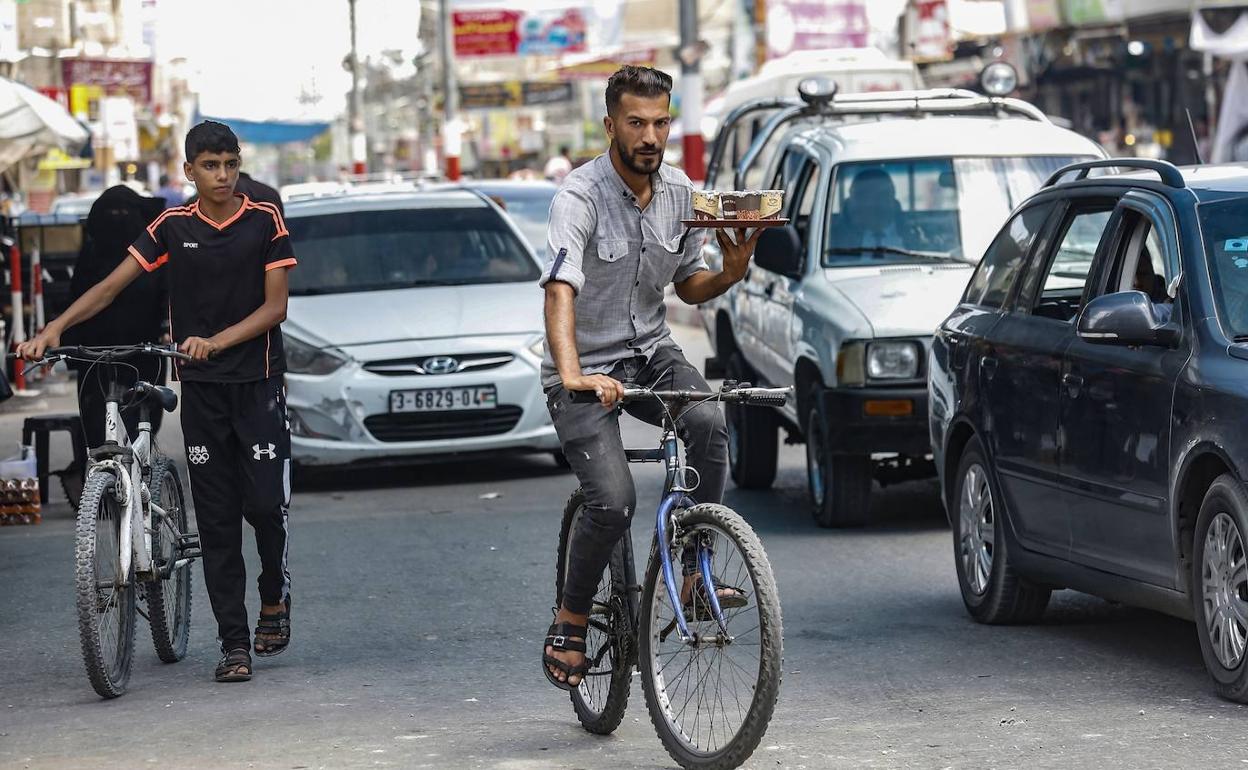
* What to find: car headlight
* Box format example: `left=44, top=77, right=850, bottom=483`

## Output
left=527, top=335, right=545, bottom=358
left=866, top=341, right=920, bottom=380
left=285, top=334, right=347, bottom=376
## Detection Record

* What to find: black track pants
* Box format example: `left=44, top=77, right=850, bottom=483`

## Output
left=180, top=376, right=291, bottom=651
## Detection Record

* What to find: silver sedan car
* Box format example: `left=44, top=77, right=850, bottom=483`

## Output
left=280, top=189, right=559, bottom=467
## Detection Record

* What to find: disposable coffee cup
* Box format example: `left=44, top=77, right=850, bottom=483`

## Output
left=692, top=190, right=720, bottom=220
left=736, top=191, right=762, bottom=220
left=760, top=190, right=784, bottom=219
left=720, top=192, right=743, bottom=219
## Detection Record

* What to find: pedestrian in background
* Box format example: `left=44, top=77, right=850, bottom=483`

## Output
left=544, top=145, right=573, bottom=184
left=157, top=174, right=185, bottom=208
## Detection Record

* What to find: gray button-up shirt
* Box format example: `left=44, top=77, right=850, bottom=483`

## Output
left=539, top=154, right=708, bottom=387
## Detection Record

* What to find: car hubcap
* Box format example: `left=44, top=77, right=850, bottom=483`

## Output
left=959, top=463, right=993, bottom=595
left=1202, top=512, right=1248, bottom=669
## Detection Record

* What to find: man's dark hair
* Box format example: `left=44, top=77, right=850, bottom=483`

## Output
left=605, top=66, right=672, bottom=116
left=185, top=120, right=239, bottom=162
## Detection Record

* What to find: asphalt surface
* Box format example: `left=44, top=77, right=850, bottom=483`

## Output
left=2, top=325, right=1247, bottom=769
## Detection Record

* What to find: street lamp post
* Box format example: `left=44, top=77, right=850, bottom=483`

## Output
left=438, top=0, right=460, bottom=181
left=348, top=0, right=367, bottom=176
left=679, top=0, right=706, bottom=182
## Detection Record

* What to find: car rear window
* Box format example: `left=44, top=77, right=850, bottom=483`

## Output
left=285, top=206, right=540, bottom=296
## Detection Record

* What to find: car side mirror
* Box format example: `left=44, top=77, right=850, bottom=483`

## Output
left=754, top=225, right=803, bottom=279
left=1078, top=290, right=1180, bottom=348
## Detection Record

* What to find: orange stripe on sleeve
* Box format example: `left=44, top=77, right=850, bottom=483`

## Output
left=265, top=257, right=297, bottom=271
left=129, top=245, right=168, bottom=272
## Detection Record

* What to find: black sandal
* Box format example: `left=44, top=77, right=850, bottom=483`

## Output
left=254, top=597, right=291, bottom=658
left=683, top=574, right=748, bottom=621
left=542, top=620, right=589, bottom=692
left=215, top=647, right=253, bottom=682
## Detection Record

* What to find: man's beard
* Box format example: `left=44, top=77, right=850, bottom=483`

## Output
left=613, top=138, right=663, bottom=175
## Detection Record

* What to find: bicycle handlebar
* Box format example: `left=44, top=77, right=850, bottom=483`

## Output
left=20, top=343, right=193, bottom=364
left=570, top=385, right=791, bottom=407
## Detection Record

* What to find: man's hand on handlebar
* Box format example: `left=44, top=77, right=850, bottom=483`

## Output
left=16, top=327, right=60, bottom=362
left=563, top=373, right=626, bottom=409
left=179, top=336, right=220, bottom=361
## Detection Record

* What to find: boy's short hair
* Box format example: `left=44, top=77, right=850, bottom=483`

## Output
left=185, top=121, right=240, bottom=162
left=605, top=66, right=672, bottom=117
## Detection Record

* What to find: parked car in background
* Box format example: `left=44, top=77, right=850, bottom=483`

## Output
left=700, top=72, right=1104, bottom=528
left=280, top=188, right=560, bottom=467
left=930, top=158, right=1248, bottom=702
left=428, top=180, right=558, bottom=254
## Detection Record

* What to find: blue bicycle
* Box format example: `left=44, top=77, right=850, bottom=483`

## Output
left=555, top=382, right=788, bottom=770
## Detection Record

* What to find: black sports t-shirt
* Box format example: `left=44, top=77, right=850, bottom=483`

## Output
left=128, top=194, right=297, bottom=382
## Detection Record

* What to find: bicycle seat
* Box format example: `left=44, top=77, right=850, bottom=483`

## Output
left=133, top=382, right=178, bottom=413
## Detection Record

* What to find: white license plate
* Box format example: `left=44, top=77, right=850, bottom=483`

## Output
left=390, top=386, right=497, bottom=413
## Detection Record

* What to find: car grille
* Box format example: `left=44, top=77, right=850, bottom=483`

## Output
left=363, top=406, right=523, bottom=442
left=363, top=352, right=515, bottom=376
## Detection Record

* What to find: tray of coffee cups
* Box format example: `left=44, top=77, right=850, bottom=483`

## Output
left=683, top=189, right=788, bottom=228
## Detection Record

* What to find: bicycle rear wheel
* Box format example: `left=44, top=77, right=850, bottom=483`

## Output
left=555, top=489, right=633, bottom=734
left=639, top=503, right=783, bottom=770
left=75, top=470, right=136, bottom=698
left=147, top=458, right=192, bottom=663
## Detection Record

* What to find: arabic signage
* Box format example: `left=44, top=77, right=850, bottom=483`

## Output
left=911, top=0, right=952, bottom=62
left=453, top=6, right=587, bottom=58
left=766, top=1, right=868, bottom=60
left=61, top=58, right=153, bottom=104
left=460, top=81, right=574, bottom=110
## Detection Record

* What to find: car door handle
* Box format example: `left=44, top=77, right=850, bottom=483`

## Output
left=982, top=356, right=998, bottom=380
left=1063, top=373, right=1083, bottom=397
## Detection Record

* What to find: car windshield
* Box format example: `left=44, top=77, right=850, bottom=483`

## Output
left=824, top=155, right=1088, bottom=267
left=285, top=206, right=540, bottom=296
left=477, top=187, right=555, bottom=252
left=1199, top=198, right=1248, bottom=338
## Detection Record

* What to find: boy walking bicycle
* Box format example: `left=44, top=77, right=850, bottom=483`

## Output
left=20, top=121, right=297, bottom=683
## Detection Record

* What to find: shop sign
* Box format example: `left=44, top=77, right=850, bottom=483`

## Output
left=453, top=6, right=587, bottom=58
left=460, top=81, right=574, bottom=110
left=61, top=58, right=153, bottom=104
left=911, top=0, right=952, bottom=62
left=766, top=1, right=868, bottom=60
left=1060, top=0, right=1125, bottom=25
left=1026, top=0, right=1063, bottom=30
left=557, top=49, right=657, bottom=80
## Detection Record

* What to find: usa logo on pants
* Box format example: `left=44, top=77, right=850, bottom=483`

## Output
left=187, top=445, right=210, bottom=465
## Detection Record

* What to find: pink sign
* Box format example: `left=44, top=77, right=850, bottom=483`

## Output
left=766, top=1, right=869, bottom=59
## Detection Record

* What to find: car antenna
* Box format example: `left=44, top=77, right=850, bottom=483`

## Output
left=1186, top=108, right=1204, bottom=165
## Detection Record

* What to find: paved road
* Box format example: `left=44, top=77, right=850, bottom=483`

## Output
left=2, top=325, right=1246, bottom=769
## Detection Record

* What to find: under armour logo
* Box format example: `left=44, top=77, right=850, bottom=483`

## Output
left=187, top=445, right=210, bottom=465
left=252, top=443, right=277, bottom=461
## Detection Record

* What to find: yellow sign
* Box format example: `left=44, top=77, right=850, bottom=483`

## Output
left=68, top=84, right=102, bottom=119
left=36, top=148, right=91, bottom=171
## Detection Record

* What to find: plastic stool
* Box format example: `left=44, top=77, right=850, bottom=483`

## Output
left=21, top=413, right=87, bottom=504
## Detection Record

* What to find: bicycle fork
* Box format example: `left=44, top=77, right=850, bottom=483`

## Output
left=656, top=492, right=732, bottom=644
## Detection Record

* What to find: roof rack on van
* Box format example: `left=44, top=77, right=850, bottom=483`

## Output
left=711, top=83, right=1052, bottom=190
left=1043, top=158, right=1186, bottom=189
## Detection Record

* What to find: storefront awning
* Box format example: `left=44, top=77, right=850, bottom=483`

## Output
left=201, top=116, right=330, bottom=145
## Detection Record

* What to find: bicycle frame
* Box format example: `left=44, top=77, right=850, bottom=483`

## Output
left=95, top=378, right=160, bottom=583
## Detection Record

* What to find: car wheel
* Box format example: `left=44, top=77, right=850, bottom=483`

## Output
left=725, top=353, right=777, bottom=490
left=1192, top=475, right=1248, bottom=703
left=952, top=436, right=1049, bottom=624
left=805, top=384, right=871, bottom=528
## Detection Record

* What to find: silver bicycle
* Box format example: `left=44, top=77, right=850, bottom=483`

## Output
left=33, top=344, right=199, bottom=698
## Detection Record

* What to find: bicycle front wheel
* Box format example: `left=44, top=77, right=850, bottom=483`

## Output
left=639, top=503, right=783, bottom=770
left=75, top=470, right=136, bottom=698
left=147, top=458, right=192, bottom=663
left=555, top=489, right=633, bottom=734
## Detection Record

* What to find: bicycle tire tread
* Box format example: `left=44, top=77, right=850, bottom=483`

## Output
left=75, top=470, right=135, bottom=699
left=639, top=503, right=784, bottom=770
left=147, top=457, right=192, bottom=663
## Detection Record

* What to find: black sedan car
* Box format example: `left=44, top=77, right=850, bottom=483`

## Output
left=930, top=159, right=1248, bottom=702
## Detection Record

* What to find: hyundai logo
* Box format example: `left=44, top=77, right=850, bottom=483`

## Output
left=421, top=356, right=460, bottom=375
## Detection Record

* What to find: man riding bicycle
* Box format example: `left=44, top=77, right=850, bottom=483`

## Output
left=540, top=66, right=762, bottom=690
